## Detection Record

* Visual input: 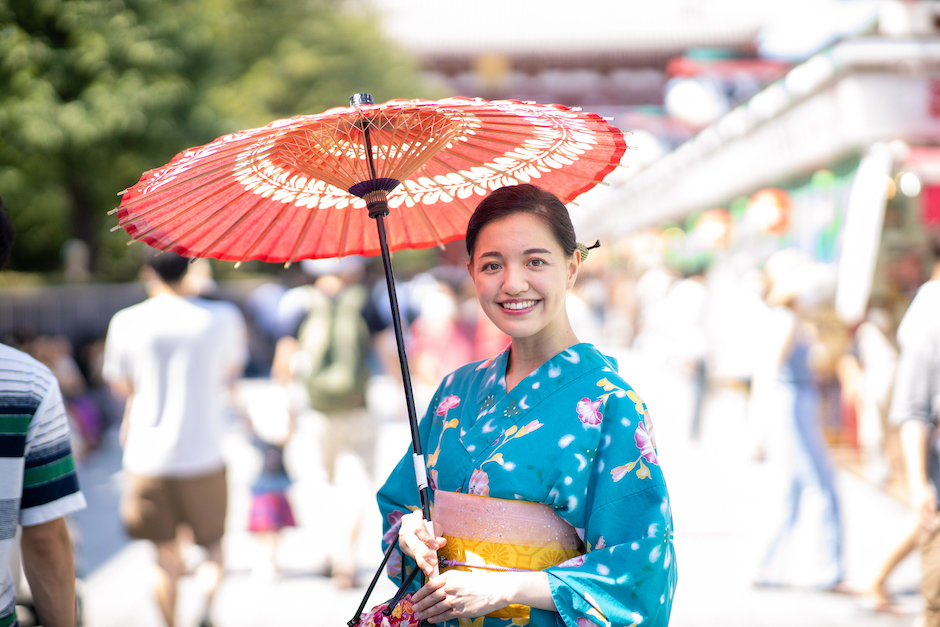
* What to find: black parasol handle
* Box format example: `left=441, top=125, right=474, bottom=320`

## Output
left=371, top=207, right=437, bottom=627
left=371, top=210, right=433, bottom=522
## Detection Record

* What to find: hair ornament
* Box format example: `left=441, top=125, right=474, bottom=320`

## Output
left=577, top=240, right=600, bottom=262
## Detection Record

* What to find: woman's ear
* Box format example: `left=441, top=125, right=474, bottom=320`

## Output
left=566, top=253, right=580, bottom=290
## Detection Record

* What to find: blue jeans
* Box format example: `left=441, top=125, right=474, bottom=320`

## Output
left=760, top=380, right=844, bottom=586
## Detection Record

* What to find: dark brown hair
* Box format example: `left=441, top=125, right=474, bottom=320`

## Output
left=465, top=184, right=577, bottom=259
left=145, top=249, right=191, bottom=284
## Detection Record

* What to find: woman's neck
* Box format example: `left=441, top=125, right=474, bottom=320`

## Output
left=504, top=329, right=580, bottom=391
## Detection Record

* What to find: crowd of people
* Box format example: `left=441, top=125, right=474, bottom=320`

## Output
left=4, top=184, right=940, bottom=627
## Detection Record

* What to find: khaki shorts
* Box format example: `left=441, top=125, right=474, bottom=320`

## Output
left=320, top=407, right=376, bottom=482
left=121, top=467, right=227, bottom=546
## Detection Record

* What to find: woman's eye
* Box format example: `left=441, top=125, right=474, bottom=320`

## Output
left=481, top=262, right=500, bottom=272
left=528, top=258, right=545, bottom=267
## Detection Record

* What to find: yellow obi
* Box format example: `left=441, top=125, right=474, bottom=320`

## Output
left=433, top=490, right=583, bottom=620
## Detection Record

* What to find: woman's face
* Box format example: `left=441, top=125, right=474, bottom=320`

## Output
left=467, top=212, right=579, bottom=345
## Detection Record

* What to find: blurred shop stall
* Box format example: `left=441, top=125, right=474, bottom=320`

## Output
left=575, top=3, right=939, bottom=308
left=570, top=1, right=940, bottom=482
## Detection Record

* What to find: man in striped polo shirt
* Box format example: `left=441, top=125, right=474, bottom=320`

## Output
left=0, top=199, right=87, bottom=627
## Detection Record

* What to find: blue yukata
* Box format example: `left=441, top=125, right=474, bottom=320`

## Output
left=377, top=343, right=677, bottom=627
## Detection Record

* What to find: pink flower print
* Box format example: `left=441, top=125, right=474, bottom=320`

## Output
left=595, top=536, right=606, bottom=550
left=643, top=410, right=658, bottom=449
left=558, top=555, right=585, bottom=568
left=469, top=468, right=489, bottom=496
left=577, top=619, right=602, bottom=627
left=383, top=510, right=404, bottom=545
left=610, top=424, right=659, bottom=482
left=634, top=422, right=658, bottom=465
left=576, top=398, right=603, bottom=427
left=516, top=419, right=543, bottom=437
left=386, top=549, right=402, bottom=578
left=437, top=394, right=461, bottom=417
left=610, top=464, right=631, bottom=482
left=429, top=469, right=438, bottom=491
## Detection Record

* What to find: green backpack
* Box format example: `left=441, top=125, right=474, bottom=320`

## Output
left=296, top=284, right=371, bottom=412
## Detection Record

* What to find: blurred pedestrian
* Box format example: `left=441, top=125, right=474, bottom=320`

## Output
left=243, top=383, right=296, bottom=580
left=837, top=307, right=898, bottom=485
left=891, top=232, right=940, bottom=627
left=272, top=256, right=375, bottom=588
left=29, top=333, right=106, bottom=456
left=664, top=263, right=709, bottom=439
left=409, top=277, right=474, bottom=408
left=102, top=250, right=248, bottom=627
left=751, top=249, right=845, bottom=590
left=0, top=198, right=87, bottom=627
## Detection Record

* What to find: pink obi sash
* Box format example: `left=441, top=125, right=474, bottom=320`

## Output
left=433, top=490, right=583, bottom=619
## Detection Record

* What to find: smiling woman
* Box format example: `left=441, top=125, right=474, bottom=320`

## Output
left=466, top=209, right=579, bottom=386
left=375, top=184, right=678, bottom=627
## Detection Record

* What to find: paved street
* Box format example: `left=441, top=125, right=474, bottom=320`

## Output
left=71, top=351, right=923, bottom=627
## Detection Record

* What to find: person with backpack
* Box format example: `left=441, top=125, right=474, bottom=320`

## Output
left=273, top=256, right=375, bottom=588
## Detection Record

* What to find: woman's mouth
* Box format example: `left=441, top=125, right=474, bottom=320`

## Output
left=500, top=300, right=538, bottom=311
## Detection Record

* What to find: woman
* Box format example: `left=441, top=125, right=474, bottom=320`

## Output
left=751, top=250, right=844, bottom=589
left=377, top=184, right=677, bottom=627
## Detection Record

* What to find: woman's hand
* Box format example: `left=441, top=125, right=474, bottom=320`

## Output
left=412, top=570, right=507, bottom=623
left=398, top=510, right=446, bottom=577
left=412, top=570, right=556, bottom=623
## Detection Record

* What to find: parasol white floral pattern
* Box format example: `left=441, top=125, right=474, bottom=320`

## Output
left=228, top=99, right=603, bottom=211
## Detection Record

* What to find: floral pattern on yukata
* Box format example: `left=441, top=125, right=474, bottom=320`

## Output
left=378, top=344, right=677, bottom=627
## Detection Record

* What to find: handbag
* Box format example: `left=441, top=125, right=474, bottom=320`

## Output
left=347, top=538, right=422, bottom=627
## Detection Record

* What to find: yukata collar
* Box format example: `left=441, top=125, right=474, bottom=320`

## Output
left=468, top=343, right=613, bottom=435
left=479, top=342, right=612, bottom=392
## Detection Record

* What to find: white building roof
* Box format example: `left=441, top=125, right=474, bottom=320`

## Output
left=374, top=0, right=878, bottom=60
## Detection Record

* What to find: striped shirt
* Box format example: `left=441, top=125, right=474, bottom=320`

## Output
left=0, top=343, right=86, bottom=627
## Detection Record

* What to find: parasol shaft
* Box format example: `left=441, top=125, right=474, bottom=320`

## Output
left=373, top=211, right=433, bottom=523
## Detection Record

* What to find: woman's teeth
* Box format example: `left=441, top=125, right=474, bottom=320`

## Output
left=501, top=300, right=537, bottom=310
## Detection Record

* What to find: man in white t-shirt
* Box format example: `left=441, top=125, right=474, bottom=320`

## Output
left=103, top=251, right=247, bottom=627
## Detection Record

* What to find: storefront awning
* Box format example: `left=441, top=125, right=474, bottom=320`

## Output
left=572, top=38, right=940, bottom=240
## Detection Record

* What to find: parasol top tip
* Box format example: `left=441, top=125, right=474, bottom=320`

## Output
left=350, top=93, right=375, bottom=107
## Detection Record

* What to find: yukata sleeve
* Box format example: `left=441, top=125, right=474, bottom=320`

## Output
left=375, top=387, right=441, bottom=592
left=535, top=394, right=677, bottom=627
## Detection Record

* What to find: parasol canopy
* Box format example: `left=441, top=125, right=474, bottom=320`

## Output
left=113, top=96, right=627, bottom=265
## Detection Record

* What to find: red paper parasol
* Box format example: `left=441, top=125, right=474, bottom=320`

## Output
left=112, top=93, right=626, bottom=560
left=113, top=95, right=626, bottom=265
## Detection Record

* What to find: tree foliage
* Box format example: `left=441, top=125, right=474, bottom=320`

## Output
left=0, top=0, right=432, bottom=280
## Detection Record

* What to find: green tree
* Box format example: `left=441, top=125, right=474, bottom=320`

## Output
left=0, top=0, right=431, bottom=280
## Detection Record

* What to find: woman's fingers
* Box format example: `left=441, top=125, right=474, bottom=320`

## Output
left=413, top=548, right=439, bottom=576
left=413, top=578, right=455, bottom=623
left=401, top=512, right=433, bottom=544
left=398, top=511, right=446, bottom=576
left=411, top=576, right=446, bottom=608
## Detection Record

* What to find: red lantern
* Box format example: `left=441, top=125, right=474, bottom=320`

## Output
left=747, top=188, right=791, bottom=235
left=694, top=208, right=733, bottom=249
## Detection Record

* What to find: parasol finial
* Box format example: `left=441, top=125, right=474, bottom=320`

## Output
left=350, top=93, right=375, bottom=107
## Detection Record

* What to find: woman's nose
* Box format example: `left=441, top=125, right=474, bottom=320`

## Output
left=502, top=265, right=528, bottom=295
